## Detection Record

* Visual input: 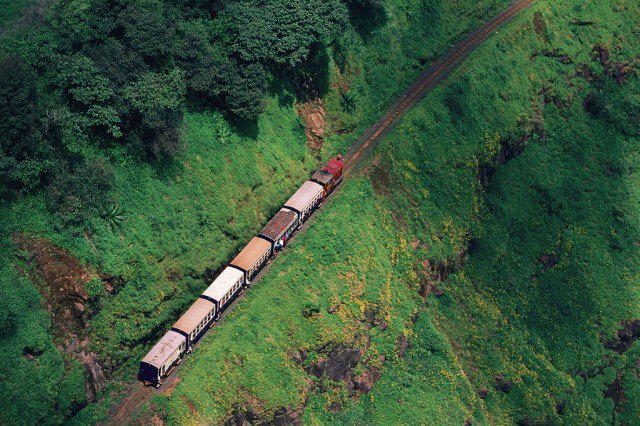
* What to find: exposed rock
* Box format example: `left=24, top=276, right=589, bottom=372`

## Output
left=353, top=369, right=380, bottom=395
left=308, top=345, right=360, bottom=382
left=325, top=348, right=360, bottom=382
left=379, top=321, right=388, bottom=332
left=289, top=348, right=308, bottom=365
left=78, top=349, right=106, bottom=401
left=477, top=386, right=488, bottom=399
left=396, top=334, right=410, bottom=358
left=12, top=234, right=108, bottom=402
left=13, top=234, right=93, bottom=338
left=433, top=287, right=445, bottom=298
left=605, top=319, right=640, bottom=354
left=310, top=358, right=328, bottom=378
left=494, top=375, right=512, bottom=393
left=296, top=99, right=326, bottom=151
left=271, top=407, right=303, bottom=426
left=604, top=372, right=626, bottom=414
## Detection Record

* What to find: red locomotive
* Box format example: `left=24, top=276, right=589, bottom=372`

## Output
left=311, top=154, right=344, bottom=197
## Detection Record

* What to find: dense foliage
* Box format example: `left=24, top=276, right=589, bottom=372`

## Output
left=2, top=0, right=638, bottom=424
left=0, top=0, right=357, bottom=202
left=157, top=0, right=640, bottom=424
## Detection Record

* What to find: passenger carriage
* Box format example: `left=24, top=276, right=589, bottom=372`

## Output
left=283, top=181, right=324, bottom=224
left=259, top=208, right=298, bottom=254
left=171, top=298, right=216, bottom=349
left=201, top=266, right=245, bottom=316
left=138, top=330, right=186, bottom=387
left=230, top=237, right=272, bottom=285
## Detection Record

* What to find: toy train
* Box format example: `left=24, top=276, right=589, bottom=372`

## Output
left=138, top=155, right=345, bottom=387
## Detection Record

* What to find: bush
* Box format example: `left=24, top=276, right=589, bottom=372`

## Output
left=46, top=158, right=115, bottom=226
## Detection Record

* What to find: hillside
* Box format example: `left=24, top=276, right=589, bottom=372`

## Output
left=0, top=0, right=512, bottom=424
left=0, top=0, right=638, bottom=424
left=149, top=1, right=640, bottom=424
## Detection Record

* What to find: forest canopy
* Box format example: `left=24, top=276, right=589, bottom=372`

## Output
left=0, top=0, right=377, bottom=209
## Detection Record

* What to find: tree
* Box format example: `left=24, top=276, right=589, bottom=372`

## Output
left=137, top=109, right=183, bottom=159
left=46, top=157, right=115, bottom=226
left=124, top=69, right=186, bottom=112
left=56, top=55, right=122, bottom=137
left=224, top=62, right=269, bottom=120
left=221, top=0, right=348, bottom=67
left=0, top=58, right=51, bottom=192
left=119, top=0, right=177, bottom=62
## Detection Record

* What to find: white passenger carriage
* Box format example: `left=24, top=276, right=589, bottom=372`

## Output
left=201, top=266, right=245, bottom=315
left=138, top=330, right=186, bottom=387
left=283, top=181, right=324, bottom=223
left=171, top=298, right=216, bottom=348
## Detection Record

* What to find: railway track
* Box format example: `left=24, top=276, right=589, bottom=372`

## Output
left=105, top=0, right=536, bottom=423
left=344, top=0, right=536, bottom=174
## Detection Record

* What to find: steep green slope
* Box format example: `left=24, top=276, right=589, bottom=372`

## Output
left=153, top=0, right=640, bottom=424
left=0, top=0, right=511, bottom=424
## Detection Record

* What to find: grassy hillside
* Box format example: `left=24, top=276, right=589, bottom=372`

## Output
left=145, top=0, right=640, bottom=424
left=0, top=0, right=512, bottom=424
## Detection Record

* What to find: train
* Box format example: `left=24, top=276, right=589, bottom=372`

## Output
left=139, top=155, right=345, bottom=387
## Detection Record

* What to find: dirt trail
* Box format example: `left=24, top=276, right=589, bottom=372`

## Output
left=104, top=0, right=537, bottom=423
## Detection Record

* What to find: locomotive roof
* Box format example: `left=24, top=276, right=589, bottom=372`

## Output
left=173, top=298, right=215, bottom=335
left=323, top=158, right=344, bottom=175
left=284, top=181, right=323, bottom=213
left=202, top=267, right=244, bottom=301
left=142, top=330, right=185, bottom=369
left=230, top=237, right=271, bottom=271
left=311, top=170, right=334, bottom=185
left=259, top=208, right=297, bottom=241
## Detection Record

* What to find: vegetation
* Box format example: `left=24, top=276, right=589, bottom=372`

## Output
left=155, top=0, right=640, bottom=424
left=1, top=0, right=638, bottom=424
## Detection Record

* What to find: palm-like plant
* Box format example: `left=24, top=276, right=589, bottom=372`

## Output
left=217, top=125, right=232, bottom=146
left=103, top=203, right=125, bottom=230
left=340, top=91, right=357, bottom=113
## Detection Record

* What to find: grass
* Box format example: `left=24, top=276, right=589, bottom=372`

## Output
left=149, top=0, right=640, bottom=424
left=3, top=0, right=639, bottom=424
left=0, top=1, right=512, bottom=423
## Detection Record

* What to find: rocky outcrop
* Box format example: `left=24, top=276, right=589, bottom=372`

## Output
left=605, top=319, right=640, bottom=354
left=13, top=234, right=108, bottom=402
left=296, top=99, right=326, bottom=151
left=494, top=375, right=513, bottom=393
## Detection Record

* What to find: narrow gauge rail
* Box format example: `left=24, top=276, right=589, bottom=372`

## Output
left=136, top=0, right=537, bottom=391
